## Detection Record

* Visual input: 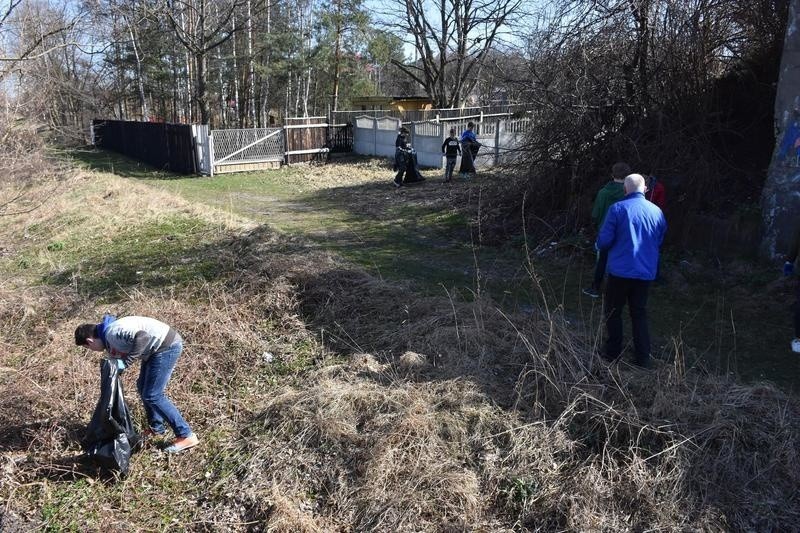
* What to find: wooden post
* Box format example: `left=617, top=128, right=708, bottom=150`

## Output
left=495, top=120, right=501, bottom=166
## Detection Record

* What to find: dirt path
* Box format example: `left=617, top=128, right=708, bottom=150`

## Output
left=71, top=149, right=800, bottom=391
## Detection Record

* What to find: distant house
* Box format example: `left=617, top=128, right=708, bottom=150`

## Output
left=350, top=95, right=433, bottom=112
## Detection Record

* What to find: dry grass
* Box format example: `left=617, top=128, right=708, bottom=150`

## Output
left=0, top=146, right=798, bottom=531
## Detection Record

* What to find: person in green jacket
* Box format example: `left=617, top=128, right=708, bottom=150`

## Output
left=583, top=161, right=631, bottom=298
left=782, top=224, right=800, bottom=353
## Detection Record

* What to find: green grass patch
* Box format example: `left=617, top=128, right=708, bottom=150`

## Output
left=30, top=215, right=231, bottom=301
left=68, top=149, right=800, bottom=391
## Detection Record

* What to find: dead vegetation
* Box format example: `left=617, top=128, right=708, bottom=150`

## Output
left=0, top=154, right=798, bottom=531
left=0, top=114, right=69, bottom=219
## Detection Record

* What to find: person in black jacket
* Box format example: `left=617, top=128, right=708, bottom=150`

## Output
left=393, top=126, right=425, bottom=187
left=441, top=127, right=461, bottom=182
left=393, top=126, right=411, bottom=187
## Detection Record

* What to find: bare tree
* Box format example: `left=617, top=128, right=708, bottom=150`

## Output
left=163, top=0, right=245, bottom=124
left=378, top=0, right=523, bottom=107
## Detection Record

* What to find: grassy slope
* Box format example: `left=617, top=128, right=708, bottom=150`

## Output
left=71, top=149, right=800, bottom=391
left=1, top=151, right=798, bottom=531
left=0, top=169, right=318, bottom=529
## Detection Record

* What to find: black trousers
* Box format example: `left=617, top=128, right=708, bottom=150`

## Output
left=604, top=274, right=651, bottom=366
left=592, top=249, right=609, bottom=289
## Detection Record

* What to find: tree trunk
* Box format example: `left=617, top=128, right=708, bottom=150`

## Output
left=246, top=0, right=255, bottom=126
left=762, top=0, right=800, bottom=257
left=332, top=5, right=341, bottom=112
left=231, top=12, right=240, bottom=127
left=125, top=16, right=148, bottom=121
left=197, top=49, right=209, bottom=124
left=217, top=35, right=226, bottom=127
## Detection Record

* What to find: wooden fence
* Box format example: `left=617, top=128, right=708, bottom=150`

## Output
left=285, top=117, right=328, bottom=164
left=327, top=124, right=353, bottom=153
left=92, top=119, right=196, bottom=174
left=92, top=118, right=354, bottom=175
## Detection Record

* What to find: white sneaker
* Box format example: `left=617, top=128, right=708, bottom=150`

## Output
left=792, top=339, right=800, bottom=353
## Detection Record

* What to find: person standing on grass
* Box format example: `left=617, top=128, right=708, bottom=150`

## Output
left=458, top=122, right=481, bottom=179
left=782, top=224, right=800, bottom=353
left=441, top=127, right=461, bottom=182
left=393, top=126, right=424, bottom=187
left=583, top=161, right=631, bottom=298
left=596, top=173, right=667, bottom=368
left=645, top=174, right=666, bottom=210
left=393, top=126, right=412, bottom=188
left=75, top=315, right=199, bottom=453
left=645, top=173, right=667, bottom=281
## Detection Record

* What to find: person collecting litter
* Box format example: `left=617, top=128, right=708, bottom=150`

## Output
left=583, top=161, right=631, bottom=298
left=597, top=173, right=667, bottom=368
left=442, top=127, right=461, bottom=182
left=458, top=122, right=481, bottom=179
left=75, top=315, right=199, bottom=453
left=393, top=126, right=425, bottom=187
left=782, top=223, right=800, bottom=353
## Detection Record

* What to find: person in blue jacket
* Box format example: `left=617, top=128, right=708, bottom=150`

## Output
left=596, top=173, right=667, bottom=367
left=458, top=122, right=481, bottom=178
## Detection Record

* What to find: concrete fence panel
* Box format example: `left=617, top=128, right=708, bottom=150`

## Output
left=353, top=115, right=377, bottom=156
left=411, top=121, right=445, bottom=168
left=351, top=115, right=530, bottom=171
left=376, top=117, right=402, bottom=158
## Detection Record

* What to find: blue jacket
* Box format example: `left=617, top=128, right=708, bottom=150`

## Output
left=460, top=129, right=477, bottom=144
left=596, top=192, right=666, bottom=280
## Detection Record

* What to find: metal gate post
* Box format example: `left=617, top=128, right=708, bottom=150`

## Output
left=208, top=131, right=215, bottom=176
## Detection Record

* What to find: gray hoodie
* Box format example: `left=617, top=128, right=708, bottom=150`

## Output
left=104, top=316, right=179, bottom=366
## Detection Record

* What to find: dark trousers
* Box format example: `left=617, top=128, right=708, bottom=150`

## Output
left=592, top=249, right=609, bottom=289
left=444, top=157, right=457, bottom=181
left=795, top=279, right=800, bottom=337
left=604, top=274, right=652, bottom=366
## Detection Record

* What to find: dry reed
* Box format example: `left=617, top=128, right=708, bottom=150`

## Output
left=0, top=152, right=798, bottom=531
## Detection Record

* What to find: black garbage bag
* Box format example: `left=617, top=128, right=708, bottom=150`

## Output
left=458, top=141, right=480, bottom=174
left=82, top=358, right=139, bottom=475
left=403, top=151, right=426, bottom=183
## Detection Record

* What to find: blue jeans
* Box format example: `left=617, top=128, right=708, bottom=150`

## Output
left=136, top=340, right=192, bottom=438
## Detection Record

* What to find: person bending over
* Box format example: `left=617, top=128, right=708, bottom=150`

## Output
left=75, top=315, right=199, bottom=453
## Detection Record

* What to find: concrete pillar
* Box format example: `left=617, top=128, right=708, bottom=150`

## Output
left=762, top=0, right=800, bottom=258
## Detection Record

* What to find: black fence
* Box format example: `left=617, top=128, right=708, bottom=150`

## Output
left=92, top=119, right=197, bottom=174
left=326, top=124, right=353, bottom=153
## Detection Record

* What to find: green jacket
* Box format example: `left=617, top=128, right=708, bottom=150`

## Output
left=591, top=181, right=625, bottom=229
